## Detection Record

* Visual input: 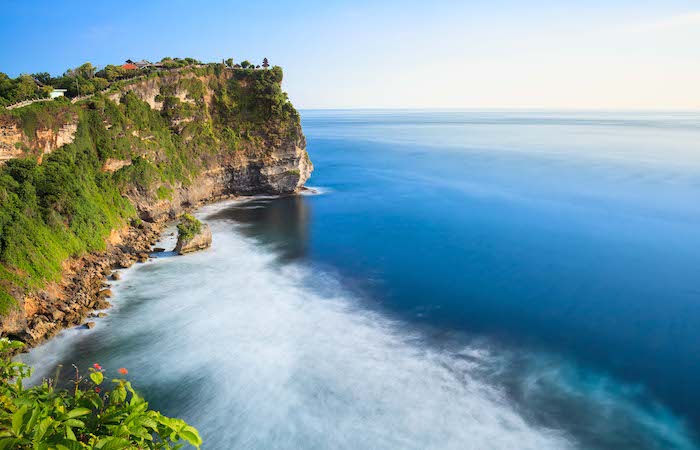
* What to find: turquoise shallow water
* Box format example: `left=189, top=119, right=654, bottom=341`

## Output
left=22, top=110, right=700, bottom=449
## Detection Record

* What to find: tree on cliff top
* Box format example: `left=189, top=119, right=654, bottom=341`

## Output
left=262, top=58, right=269, bottom=68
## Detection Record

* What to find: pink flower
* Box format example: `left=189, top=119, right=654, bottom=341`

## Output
left=118, top=367, right=128, bottom=375
left=93, top=363, right=102, bottom=371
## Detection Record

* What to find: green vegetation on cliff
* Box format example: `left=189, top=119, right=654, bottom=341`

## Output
left=0, top=105, right=134, bottom=313
left=0, top=57, right=205, bottom=106
left=0, top=62, right=303, bottom=316
left=176, top=214, right=202, bottom=243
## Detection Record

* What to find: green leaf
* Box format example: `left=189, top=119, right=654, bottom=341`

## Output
left=57, top=439, right=86, bottom=450
left=65, top=425, right=76, bottom=441
left=90, top=371, right=104, bottom=385
left=0, top=437, right=24, bottom=450
left=110, top=384, right=126, bottom=404
left=11, top=405, right=28, bottom=436
left=25, top=406, right=41, bottom=433
left=95, top=436, right=131, bottom=450
left=65, top=408, right=91, bottom=419
left=179, top=426, right=202, bottom=447
left=62, top=419, right=85, bottom=428
left=136, top=416, right=158, bottom=429
left=32, top=417, right=53, bottom=442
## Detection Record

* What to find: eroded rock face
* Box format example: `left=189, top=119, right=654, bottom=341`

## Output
left=174, top=224, right=212, bottom=254
left=0, top=114, right=78, bottom=164
left=0, top=69, right=313, bottom=346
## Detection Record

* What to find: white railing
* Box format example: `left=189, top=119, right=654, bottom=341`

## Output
left=3, top=65, right=209, bottom=111
left=5, top=98, right=53, bottom=110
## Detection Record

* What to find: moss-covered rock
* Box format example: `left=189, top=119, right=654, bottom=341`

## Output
left=174, top=214, right=211, bottom=254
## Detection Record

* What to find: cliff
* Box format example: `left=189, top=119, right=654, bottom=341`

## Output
left=0, top=64, right=312, bottom=344
left=0, top=104, right=78, bottom=163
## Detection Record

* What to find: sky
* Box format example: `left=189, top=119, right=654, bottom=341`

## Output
left=1, top=0, right=699, bottom=109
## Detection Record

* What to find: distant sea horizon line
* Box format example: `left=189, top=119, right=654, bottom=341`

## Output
left=298, top=107, right=700, bottom=113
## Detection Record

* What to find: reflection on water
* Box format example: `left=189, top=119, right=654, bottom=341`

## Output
left=208, top=196, right=311, bottom=261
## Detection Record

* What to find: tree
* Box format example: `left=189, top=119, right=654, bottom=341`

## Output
left=96, top=64, right=126, bottom=81
left=240, top=60, right=251, bottom=69
left=76, top=63, right=96, bottom=79
left=0, top=73, right=15, bottom=104
left=225, top=58, right=233, bottom=68
left=262, top=58, right=269, bottom=68
left=14, top=75, right=39, bottom=100
left=32, top=72, right=52, bottom=86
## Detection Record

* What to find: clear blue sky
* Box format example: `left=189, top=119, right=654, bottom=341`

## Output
left=1, top=0, right=699, bottom=109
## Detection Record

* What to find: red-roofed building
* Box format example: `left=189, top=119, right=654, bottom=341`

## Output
left=122, top=63, right=138, bottom=70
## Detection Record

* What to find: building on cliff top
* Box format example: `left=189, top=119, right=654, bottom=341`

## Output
left=134, top=60, right=153, bottom=69
left=49, top=89, right=66, bottom=99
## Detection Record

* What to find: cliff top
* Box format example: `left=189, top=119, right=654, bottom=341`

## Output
left=1, top=57, right=275, bottom=109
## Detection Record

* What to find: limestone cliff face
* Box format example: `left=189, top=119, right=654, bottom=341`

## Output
left=0, top=114, right=78, bottom=163
left=111, top=69, right=313, bottom=221
left=0, top=66, right=312, bottom=345
left=1, top=69, right=312, bottom=220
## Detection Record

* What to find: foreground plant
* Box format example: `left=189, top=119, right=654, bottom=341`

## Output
left=0, top=338, right=201, bottom=449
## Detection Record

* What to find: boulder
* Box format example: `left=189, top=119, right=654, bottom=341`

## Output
left=84, top=322, right=96, bottom=329
left=152, top=247, right=166, bottom=253
left=174, top=221, right=212, bottom=255
left=110, top=271, right=121, bottom=281
left=116, top=256, right=134, bottom=269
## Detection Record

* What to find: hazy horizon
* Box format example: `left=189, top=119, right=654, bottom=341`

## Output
left=2, top=0, right=699, bottom=110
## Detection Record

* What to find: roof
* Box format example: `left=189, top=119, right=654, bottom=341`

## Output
left=122, top=63, right=138, bottom=70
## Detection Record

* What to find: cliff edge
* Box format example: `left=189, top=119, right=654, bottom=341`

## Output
left=0, top=64, right=312, bottom=344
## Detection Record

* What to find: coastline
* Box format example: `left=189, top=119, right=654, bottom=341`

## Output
left=4, top=192, right=240, bottom=352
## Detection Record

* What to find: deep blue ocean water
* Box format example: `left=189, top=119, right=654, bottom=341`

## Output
left=22, top=110, right=700, bottom=449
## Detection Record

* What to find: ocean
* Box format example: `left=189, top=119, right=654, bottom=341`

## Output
left=21, top=110, right=700, bottom=449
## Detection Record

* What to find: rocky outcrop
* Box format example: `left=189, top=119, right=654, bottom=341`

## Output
left=102, top=158, right=132, bottom=172
left=0, top=114, right=78, bottom=164
left=174, top=223, right=212, bottom=254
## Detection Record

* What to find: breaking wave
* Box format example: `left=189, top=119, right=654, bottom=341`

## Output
left=20, top=203, right=697, bottom=449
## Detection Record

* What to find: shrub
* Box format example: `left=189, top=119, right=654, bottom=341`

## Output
left=0, top=338, right=202, bottom=448
left=176, top=214, right=201, bottom=242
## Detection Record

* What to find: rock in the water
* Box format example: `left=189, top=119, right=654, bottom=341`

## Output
left=109, top=271, right=121, bottom=281
left=152, top=247, right=166, bottom=253
left=137, top=253, right=149, bottom=262
left=84, top=322, right=96, bottom=329
left=174, top=215, right=212, bottom=255
left=99, top=289, right=113, bottom=298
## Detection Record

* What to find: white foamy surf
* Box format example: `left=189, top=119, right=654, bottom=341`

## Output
left=19, top=202, right=697, bottom=449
